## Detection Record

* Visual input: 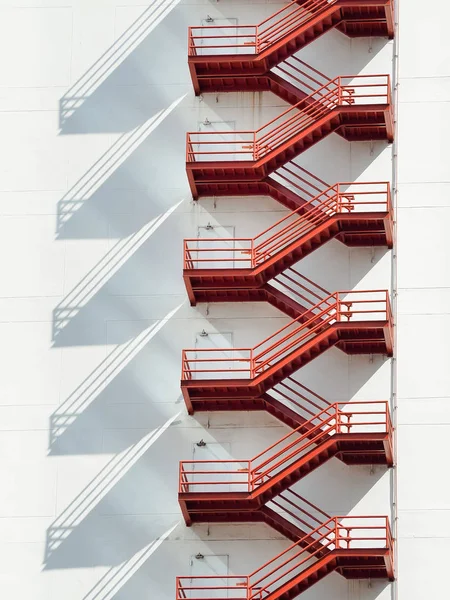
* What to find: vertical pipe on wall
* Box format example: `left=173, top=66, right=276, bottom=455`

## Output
left=391, top=1, right=400, bottom=599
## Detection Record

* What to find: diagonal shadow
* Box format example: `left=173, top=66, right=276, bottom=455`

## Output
left=44, top=411, right=181, bottom=568
left=56, top=94, right=187, bottom=239
left=49, top=303, right=183, bottom=455
left=53, top=199, right=183, bottom=343
left=81, top=522, right=179, bottom=600
left=59, top=0, right=183, bottom=133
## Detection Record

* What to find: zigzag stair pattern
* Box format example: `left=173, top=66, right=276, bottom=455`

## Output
left=189, top=0, right=395, bottom=94
left=177, top=3, right=395, bottom=597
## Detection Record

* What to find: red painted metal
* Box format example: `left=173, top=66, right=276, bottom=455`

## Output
left=179, top=401, right=392, bottom=493
left=184, top=181, right=393, bottom=308
left=186, top=74, right=393, bottom=199
left=181, top=289, right=393, bottom=412
left=182, top=289, right=392, bottom=371
left=177, top=3, right=397, bottom=596
left=189, top=0, right=395, bottom=95
left=177, top=516, right=394, bottom=599
left=192, top=162, right=331, bottom=212
left=187, top=75, right=391, bottom=161
left=185, top=183, right=391, bottom=269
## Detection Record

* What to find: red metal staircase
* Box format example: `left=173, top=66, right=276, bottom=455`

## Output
left=177, top=515, right=394, bottom=598
left=192, top=159, right=333, bottom=210
left=182, top=289, right=393, bottom=412
left=194, top=55, right=346, bottom=104
left=189, top=0, right=395, bottom=95
left=179, top=400, right=393, bottom=522
left=184, top=181, right=393, bottom=307
left=187, top=74, right=393, bottom=199
left=177, top=3, right=396, bottom=596
left=177, top=402, right=394, bottom=595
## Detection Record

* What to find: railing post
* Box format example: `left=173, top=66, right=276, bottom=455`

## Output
left=255, top=26, right=259, bottom=54
left=386, top=401, right=390, bottom=434
left=335, top=403, right=340, bottom=434
left=253, top=131, right=257, bottom=161
left=337, top=77, right=342, bottom=105
left=386, top=182, right=392, bottom=215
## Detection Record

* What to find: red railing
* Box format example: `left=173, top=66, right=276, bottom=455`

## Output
left=188, top=0, right=339, bottom=57
left=184, top=182, right=391, bottom=270
left=186, top=74, right=391, bottom=163
left=181, top=289, right=391, bottom=382
left=176, top=516, right=393, bottom=599
left=272, top=56, right=331, bottom=96
left=267, top=488, right=331, bottom=533
left=178, top=400, right=392, bottom=494
left=272, top=161, right=330, bottom=200
left=266, top=376, right=332, bottom=422
left=269, top=268, right=331, bottom=311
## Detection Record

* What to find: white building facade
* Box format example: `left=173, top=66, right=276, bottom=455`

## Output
left=0, top=0, right=445, bottom=598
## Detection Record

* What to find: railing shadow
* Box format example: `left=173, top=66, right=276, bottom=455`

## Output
left=49, top=302, right=183, bottom=455
left=52, top=198, right=183, bottom=346
left=287, top=461, right=388, bottom=519
left=59, top=0, right=183, bottom=133
left=196, top=134, right=390, bottom=291
left=56, top=95, right=187, bottom=240
left=294, top=31, right=391, bottom=82
left=44, top=412, right=181, bottom=568
left=81, top=522, right=179, bottom=600
left=285, top=347, right=389, bottom=408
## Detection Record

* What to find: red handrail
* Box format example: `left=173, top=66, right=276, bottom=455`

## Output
left=268, top=489, right=331, bottom=532
left=178, top=400, right=391, bottom=493
left=176, top=515, right=393, bottom=599
left=181, top=290, right=391, bottom=381
left=188, top=0, right=338, bottom=56
left=273, top=56, right=331, bottom=97
left=273, top=161, right=330, bottom=199
left=186, top=74, right=391, bottom=163
left=267, top=376, right=331, bottom=420
left=183, top=182, right=391, bottom=270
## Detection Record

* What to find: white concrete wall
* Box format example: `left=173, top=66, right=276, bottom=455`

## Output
left=0, top=1, right=395, bottom=599
left=396, top=0, right=450, bottom=598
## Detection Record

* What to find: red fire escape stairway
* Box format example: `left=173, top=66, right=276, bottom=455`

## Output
left=187, top=266, right=338, bottom=322
left=179, top=400, right=393, bottom=524
left=189, top=0, right=395, bottom=95
left=181, top=289, right=393, bottom=413
left=177, top=404, right=394, bottom=594
left=192, top=160, right=333, bottom=211
left=184, top=180, right=393, bottom=309
left=196, top=54, right=351, bottom=108
left=177, top=515, right=394, bottom=599
left=186, top=74, right=393, bottom=200
left=178, top=5, right=396, bottom=598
